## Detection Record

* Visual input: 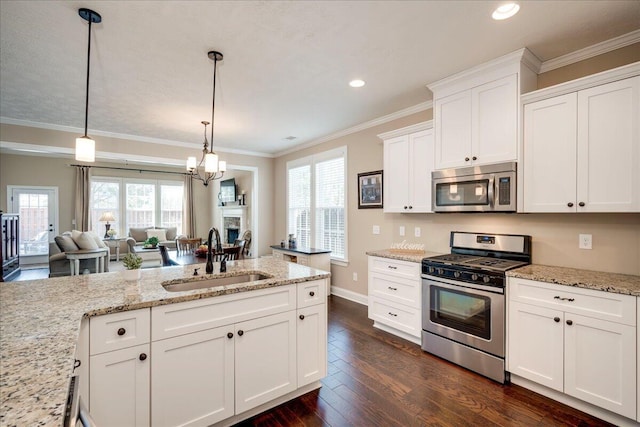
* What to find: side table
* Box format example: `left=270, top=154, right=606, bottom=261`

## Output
left=66, top=249, right=108, bottom=276
left=103, top=238, right=127, bottom=261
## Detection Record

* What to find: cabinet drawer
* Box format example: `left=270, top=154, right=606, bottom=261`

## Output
left=369, top=272, right=420, bottom=308
left=368, top=297, right=421, bottom=338
left=369, top=256, right=419, bottom=280
left=509, top=278, right=636, bottom=326
left=152, top=285, right=296, bottom=340
left=90, top=309, right=150, bottom=355
left=297, top=279, right=326, bottom=308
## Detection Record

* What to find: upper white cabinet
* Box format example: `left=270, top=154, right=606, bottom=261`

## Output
left=523, top=68, right=640, bottom=213
left=429, top=48, right=540, bottom=170
left=379, top=122, right=434, bottom=213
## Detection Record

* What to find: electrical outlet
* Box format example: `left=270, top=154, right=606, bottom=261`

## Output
left=579, top=234, right=592, bottom=250
left=353, top=272, right=358, bottom=281
left=372, top=225, right=380, bottom=235
left=414, top=227, right=421, bottom=237
left=399, top=226, right=405, bottom=236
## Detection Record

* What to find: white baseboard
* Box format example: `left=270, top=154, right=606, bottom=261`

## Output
left=330, top=286, right=368, bottom=305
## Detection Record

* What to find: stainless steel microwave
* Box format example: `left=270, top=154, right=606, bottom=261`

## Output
left=432, top=162, right=517, bottom=212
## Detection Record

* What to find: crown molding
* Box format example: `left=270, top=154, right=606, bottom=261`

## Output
left=274, top=101, right=433, bottom=157
left=377, top=120, right=433, bottom=140
left=539, top=29, right=640, bottom=73
left=0, top=117, right=274, bottom=159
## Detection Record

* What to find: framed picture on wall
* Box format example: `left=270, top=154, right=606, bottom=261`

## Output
left=358, top=170, right=383, bottom=209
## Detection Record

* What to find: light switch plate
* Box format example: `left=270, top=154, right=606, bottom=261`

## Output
left=414, top=227, right=421, bottom=237
left=353, top=272, right=358, bottom=281
left=399, top=226, right=405, bottom=236
left=579, top=234, right=592, bottom=250
left=373, top=225, right=380, bottom=235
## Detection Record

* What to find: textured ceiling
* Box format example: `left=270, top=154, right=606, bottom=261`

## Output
left=1, top=1, right=639, bottom=156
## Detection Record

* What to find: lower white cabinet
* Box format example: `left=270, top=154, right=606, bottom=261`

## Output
left=367, top=256, right=421, bottom=344
left=508, top=278, right=637, bottom=420
left=90, top=343, right=150, bottom=427
left=297, top=304, right=327, bottom=386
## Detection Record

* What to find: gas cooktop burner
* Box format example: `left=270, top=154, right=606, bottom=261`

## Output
left=424, top=254, right=527, bottom=272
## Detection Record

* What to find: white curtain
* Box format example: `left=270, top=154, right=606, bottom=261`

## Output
left=183, top=175, right=195, bottom=237
left=75, top=166, right=91, bottom=231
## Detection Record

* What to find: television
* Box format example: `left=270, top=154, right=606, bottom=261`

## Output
left=219, top=178, right=236, bottom=204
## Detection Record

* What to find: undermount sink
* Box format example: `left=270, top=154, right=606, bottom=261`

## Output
left=162, top=273, right=272, bottom=292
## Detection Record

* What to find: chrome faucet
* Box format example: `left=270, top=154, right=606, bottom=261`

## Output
left=206, top=227, right=223, bottom=274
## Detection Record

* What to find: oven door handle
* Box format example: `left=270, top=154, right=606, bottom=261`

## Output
left=422, top=275, right=504, bottom=295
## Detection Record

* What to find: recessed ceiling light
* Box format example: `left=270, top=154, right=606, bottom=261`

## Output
left=492, top=3, right=520, bottom=20
left=349, top=79, right=365, bottom=88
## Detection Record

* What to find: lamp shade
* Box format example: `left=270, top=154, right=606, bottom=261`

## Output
left=99, top=212, right=116, bottom=222
left=186, top=156, right=197, bottom=171
left=204, top=152, right=218, bottom=173
left=76, top=136, right=95, bottom=162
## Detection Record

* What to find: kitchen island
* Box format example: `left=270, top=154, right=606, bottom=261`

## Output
left=0, top=258, right=330, bottom=426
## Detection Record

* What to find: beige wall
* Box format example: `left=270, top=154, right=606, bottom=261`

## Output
left=274, top=48, right=640, bottom=297
left=0, top=124, right=275, bottom=256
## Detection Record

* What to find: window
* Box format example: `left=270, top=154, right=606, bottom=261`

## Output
left=90, top=178, right=183, bottom=237
left=287, top=146, right=347, bottom=261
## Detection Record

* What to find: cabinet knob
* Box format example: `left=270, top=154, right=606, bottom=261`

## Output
left=567, top=202, right=574, bottom=207
left=472, top=156, right=477, bottom=161
left=408, top=205, right=413, bottom=209
left=139, top=353, right=147, bottom=361
left=578, top=202, right=585, bottom=207
left=553, top=317, right=560, bottom=323
left=299, top=314, right=305, bottom=320
left=238, top=330, right=244, bottom=336
left=309, top=291, right=315, bottom=297
left=117, top=328, right=126, bottom=336
left=227, top=332, right=233, bottom=339
left=465, top=157, right=470, bottom=162
left=566, top=320, right=573, bottom=326
left=404, top=206, right=408, bottom=210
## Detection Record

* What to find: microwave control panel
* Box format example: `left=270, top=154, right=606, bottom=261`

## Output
left=498, top=177, right=511, bottom=205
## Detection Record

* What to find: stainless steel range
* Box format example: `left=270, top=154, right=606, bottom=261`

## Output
left=421, top=231, right=531, bottom=383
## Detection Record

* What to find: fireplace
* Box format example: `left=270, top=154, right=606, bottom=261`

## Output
left=221, top=208, right=244, bottom=244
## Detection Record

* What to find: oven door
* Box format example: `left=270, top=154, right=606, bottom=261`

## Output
left=432, top=173, right=494, bottom=212
left=422, top=276, right=504, bottom=357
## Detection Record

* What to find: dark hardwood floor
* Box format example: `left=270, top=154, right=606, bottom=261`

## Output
left=237, top=295, right=613, bottom=427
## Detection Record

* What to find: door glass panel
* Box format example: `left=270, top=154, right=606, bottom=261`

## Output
left=13, top=190, right=55, bottom=256
left=430, top=285, right=491, bottom=339
left=435, top=179, right=489, bottom=206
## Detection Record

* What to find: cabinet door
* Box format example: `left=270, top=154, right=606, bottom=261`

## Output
left=577, top=76, right=640, bottom=212
left=151, top=326, right=234, bottom=427
left=637, top=299, right=639, bottom=423
left=235, top=311, right=297, bottom=413
left=523, top=93, right=578, bottom=212
left=507, top=301, right=564, bottom=391
left=297, top=304, right=327, bottom=387
left=435, top=90, right=472, bottom=169
left=472, top=74, right=517, bottom=165
left=564, top=313, right=636, bottom=419
left=383, top=135, right=410, bottom=212
left=90, top=344, right=150, bottom=427
left=408, top=129, right=434, bottom=212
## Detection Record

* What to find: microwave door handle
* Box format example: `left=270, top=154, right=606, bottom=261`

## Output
left=488, top=176, right=495, bottom=207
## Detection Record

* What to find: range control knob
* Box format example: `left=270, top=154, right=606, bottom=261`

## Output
left=471, top=274, right=479, bottom=281
left=428, top=267, right=435, bottom=274
left=483, top=276, right=491, bottom=284
left=437, top=268, right=444, bottom=275
left=453, top=271, right=461, bottom=278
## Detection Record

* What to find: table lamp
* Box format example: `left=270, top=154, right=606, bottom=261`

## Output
left=99, top=212, right=116, bottom=238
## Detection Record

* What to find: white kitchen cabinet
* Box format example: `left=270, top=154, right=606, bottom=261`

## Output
left=368, top=256, right=422, bottom=344
left=235, top=310, right=297, bottom=414
left=90, top=344, right=150, bottom=427
left=379, top=123, right=434, bottom=213
left=151, top=326, right=234, bottom=427
left=523, top=73, right=640, bottom=213
left=637, top=298, right=639, bottom=423
left=297, top=304, right=327, bottom=387
left=508, top=278, right=637, bottom=419
left=435, top=74, right=517, bottom=169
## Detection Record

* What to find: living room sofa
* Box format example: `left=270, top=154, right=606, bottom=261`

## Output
left=125, top=226, right=183, bottom=252
left=49, top=231, right=110, bottom=277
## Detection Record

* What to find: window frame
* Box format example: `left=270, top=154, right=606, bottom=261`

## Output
left=286, top=146, right=348, bottom=263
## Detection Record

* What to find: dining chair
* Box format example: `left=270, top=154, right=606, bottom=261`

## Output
left=176, top=237, right=202, bottom=255
left=158, top=245, right=178, bottom=266
left=212, top=246, right=242, bottom=261
left=233, top=239, right=246, bottom=259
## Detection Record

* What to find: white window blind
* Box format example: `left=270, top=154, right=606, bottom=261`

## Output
left=287, top=146, right=347, bottom=261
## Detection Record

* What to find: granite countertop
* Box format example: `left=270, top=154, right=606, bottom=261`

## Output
left=507, top=264, right=640, bottom=296
left=0, top=258, right=330, bottom=426
left=366, top=249, right=442, bottom=264
left=270, top=245, right=332, bottom=255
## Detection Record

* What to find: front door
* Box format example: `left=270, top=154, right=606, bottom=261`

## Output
left=7, top=186, right=58, bottom=265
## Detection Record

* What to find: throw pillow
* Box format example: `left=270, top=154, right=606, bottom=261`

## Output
left=157, top=227, right=177, bottom=241
left=86, top=231, right=108, bottom=248
left=55, top=235, right=79, bottom=252
left=129, top=227, right=151, bottom=242
left=146, top=229, right=167, bottom=242
left=74, top=232, right=99, bottom=250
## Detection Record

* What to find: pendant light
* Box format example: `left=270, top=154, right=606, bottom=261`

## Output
left=187, top=51, right=226, bottom=186
left=76, top=8, right=102, bottom=162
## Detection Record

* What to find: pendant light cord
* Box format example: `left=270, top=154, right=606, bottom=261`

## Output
left=210, top=56, right=217, bottom=151
left=83, top=17, right=92, bottom=138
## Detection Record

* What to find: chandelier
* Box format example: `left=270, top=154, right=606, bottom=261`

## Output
left=187, top=51, right=226, bottom=186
